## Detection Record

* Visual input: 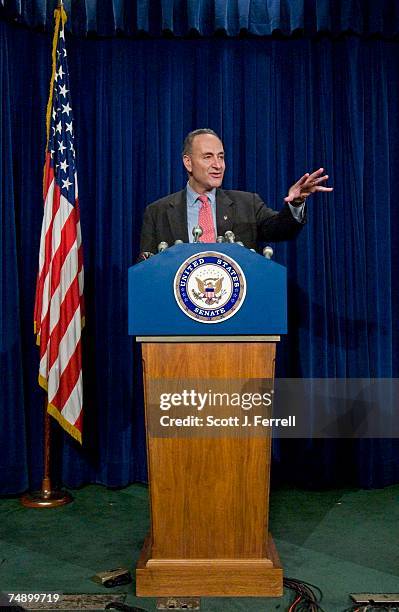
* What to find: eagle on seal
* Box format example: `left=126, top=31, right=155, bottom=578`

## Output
left=195, top=277, right=223, bottom=305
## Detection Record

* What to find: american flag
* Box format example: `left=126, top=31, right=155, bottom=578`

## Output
left=34, top=6, right=84, bottom=444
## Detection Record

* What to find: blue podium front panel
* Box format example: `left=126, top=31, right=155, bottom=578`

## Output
left=128, top=244, right=287, bottom=336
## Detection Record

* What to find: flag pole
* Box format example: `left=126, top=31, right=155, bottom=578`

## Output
left=21, top=0, right=79, bottom=508
left=21, top=400, right=72, bottom=507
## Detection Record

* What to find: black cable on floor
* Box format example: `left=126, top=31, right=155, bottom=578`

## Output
left=283, top=576, right=326, bottom=612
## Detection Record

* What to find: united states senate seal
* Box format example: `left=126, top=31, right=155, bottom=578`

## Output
left=174, top=251, right=246, bottom=323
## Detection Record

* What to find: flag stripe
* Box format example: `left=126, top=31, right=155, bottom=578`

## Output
left=49, top=322, right=82, bottom=407
left=34, top=172, right=56, bottom=332
left=48, top=276, right=81, bottom=371
left=38, top=244, right=81, bottom=377
left=61, top=372, right=83, bottom=425
left=40, top=214, right=77, bottom=338
left=47, top=306, right=81, bottom=406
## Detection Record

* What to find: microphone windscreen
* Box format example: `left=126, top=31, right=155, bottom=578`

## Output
left=263, top=246, right=274, bottom=259
left=157, top=242, right=169, bottom=252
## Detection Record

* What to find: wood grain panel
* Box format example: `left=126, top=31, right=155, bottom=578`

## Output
left=142, top=342, right=276, bottom=379
left=137, top=341, right=282, bottom=596
left=136, top=535, right=283, bottom=597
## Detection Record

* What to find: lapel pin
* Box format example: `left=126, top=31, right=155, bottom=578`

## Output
left=224, top=215, right=228, bottom=221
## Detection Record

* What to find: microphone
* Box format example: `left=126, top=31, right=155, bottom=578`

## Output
left=263, top=246, right=274, bottom=259
left=137, top=251, right=154, bottom=262
left=174, top=239, right=184, bottom=245
left=192, top=226, right=203, bottom=243
left=216, top=236, right=225, bottom=243
left=157, top=241, right=169, bottom=253
left=224, top=230, right=235, bottom=243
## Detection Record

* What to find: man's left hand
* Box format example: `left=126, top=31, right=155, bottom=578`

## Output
left=284, top=168, right=333, bottom=204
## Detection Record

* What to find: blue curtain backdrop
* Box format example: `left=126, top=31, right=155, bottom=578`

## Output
left=1, top=10, right=399, bottom=494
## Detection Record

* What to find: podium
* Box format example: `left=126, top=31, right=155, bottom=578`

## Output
left=128, top=244, right=287, bottom=597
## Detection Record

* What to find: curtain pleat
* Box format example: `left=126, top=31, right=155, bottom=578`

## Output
left=0, top=22, right=29, bottom=493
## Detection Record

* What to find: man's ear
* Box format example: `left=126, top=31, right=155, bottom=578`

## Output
left=182, top=154, right=192, bottom=174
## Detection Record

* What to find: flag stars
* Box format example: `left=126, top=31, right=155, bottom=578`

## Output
left=59, top=84, right=69, bottom=97
left=56, top=121, right=62, bottom=134
left=62, top=102, right=72, bottom=115
left=66, top=121, right=73, bottom=134
left=58, top=65, right=65, bottom=80
left=60, top=29, right=65, bottom=40
left=62, top=177, right=72, bottom=190
left=58, top=140, right=66, bottom=154
left=60, top=159, right=69, bottom=173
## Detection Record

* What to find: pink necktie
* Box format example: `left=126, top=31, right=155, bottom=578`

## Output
left=197, top=195, right=215, bottom=243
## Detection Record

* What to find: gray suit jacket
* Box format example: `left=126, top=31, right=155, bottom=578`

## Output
left=140, top=188, right=305, bottom=253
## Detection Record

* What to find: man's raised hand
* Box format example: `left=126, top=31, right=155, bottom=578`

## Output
left=284, top=168, right=333, bottom=203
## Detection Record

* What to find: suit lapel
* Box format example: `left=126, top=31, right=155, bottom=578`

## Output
left=216, top=189, right=234, bottom=238
left=166, top=189, right=189, bottom=244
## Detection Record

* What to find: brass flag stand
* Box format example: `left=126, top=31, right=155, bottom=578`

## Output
left=20, top=400, right=72, bottom=508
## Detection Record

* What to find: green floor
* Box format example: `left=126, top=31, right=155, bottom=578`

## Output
left=1, top=484, right=398, bottom=611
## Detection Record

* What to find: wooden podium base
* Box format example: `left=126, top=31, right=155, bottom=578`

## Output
left=137, top=341, right=283, bottom=598
left=136, top=534, right=283, bottom=597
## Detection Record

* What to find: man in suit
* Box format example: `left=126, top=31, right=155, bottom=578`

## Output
left=139, top=129, right=332, bottom=254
